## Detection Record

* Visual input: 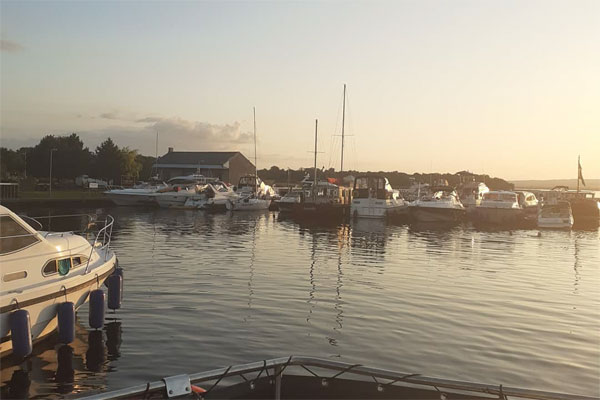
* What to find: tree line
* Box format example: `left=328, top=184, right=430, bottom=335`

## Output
left=258, top=166, right=514, bottom=190
left=1, top=133, right=514, bottom=190
left=0, top=134, right=156, bottom=184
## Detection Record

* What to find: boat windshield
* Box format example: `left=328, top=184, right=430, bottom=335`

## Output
left=353, top=176, right=389, bottom=199
left=238, top=176, right=259, bottom=187
left=483, top=192, right=517, bottom=202
left=0, top=215, right=40, bottom=255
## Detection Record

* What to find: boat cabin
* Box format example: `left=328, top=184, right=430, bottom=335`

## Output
left=353, top=175, right=398, bottom=200
left=480, top=191, right=520, bottom=208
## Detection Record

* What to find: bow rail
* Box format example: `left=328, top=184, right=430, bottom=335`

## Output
left=77, top=356, right=596, bottom=400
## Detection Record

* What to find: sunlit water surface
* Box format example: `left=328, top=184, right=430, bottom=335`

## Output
left=1, top=207, right=599, bottom=398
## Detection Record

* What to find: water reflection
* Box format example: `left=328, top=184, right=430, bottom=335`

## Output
left=0, top=316, right=123, bottom=398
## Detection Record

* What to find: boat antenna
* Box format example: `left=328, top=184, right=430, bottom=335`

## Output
left=254, top=107, right=257, bottom=196
left=341, top=83, right=346, bottom=174
left=314, top=119, right=318, bottom=195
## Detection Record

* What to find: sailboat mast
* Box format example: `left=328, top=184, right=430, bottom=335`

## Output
left=254, top=107, right=257, bottom=195
left=341, top=83, right=346, bottom=173
left=314, top=119, right=318, bottom=189
left=577, top=155, right=580, bottom=193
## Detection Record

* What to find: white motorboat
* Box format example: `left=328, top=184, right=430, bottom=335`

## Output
left=474, top=190, right=525, bottom=225
left=104, top=177, right=167, bottom=206
left=409, top=186, right=466, bottom=222
left=226, top=194, right=271, bottom=211
left=153, top=175, right=217, bottom=209
left=0, top=206, right=117, bottom=358
left=351, top=175, right=408, bottom=219
left=538, top=201, right=574, bottom=229
left=184, top=182, right=238, bottom=210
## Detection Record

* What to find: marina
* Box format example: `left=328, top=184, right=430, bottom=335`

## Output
left=1, top=1, right=599, bottom=398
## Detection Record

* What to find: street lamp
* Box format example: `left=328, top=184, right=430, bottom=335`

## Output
left=49, top=148, right=57, bottom=196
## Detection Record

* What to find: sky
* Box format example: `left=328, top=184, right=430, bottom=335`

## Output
left=1, top=0, right=598, bottom=180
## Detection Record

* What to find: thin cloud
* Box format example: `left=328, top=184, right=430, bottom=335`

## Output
left=1, top=40, right=24, bottom=52
left=74, top=116, right=254, bottom=155
left=99, top=112, right=119, bottom=120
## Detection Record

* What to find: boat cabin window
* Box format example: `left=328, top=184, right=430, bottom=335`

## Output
left=43, top=257, right=73, bottom=276
left=72, top=255, right=89, bottom=267
left=0, top=215, right=40, bottom=255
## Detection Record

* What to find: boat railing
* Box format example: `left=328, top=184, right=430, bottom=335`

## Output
left=77, top=356, right=595, bottom=400
left=84, top=215, right=114, bottom=274
left=23, top=213, right=97, bottom=237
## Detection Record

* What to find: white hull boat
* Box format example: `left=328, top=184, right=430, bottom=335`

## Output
left=0, top=207, right=117, bottom=358
left=154, top=187, right=200, bottom=209
left=538, top=201, right=574, bottom=229
left=409, top=187, right=465, bottom=222
left=227, top=196, right=271, bottom=211
left=351, top=175, right=408, bottom=219
left=104, top=189, right=160, bottom=206
left=475, top=191, right=525, bottom=225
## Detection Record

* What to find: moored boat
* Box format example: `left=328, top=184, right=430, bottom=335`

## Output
left=351, top=175, right=408, bottom=219
left=409, top=186, right=465, bottom=222
left=0, top=206, right=118, bottom=358
left=538, top=201, right=574, bottom=229
left=76, top=356, right=595, bottom=400
left=104, top=177, right=167, bottom=206
left=474, top=191, right=525, bottom=226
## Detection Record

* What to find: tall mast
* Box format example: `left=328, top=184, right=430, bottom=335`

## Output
left=341, top=83, right=346, bottom=173
left=254, top=107, right=257, bottom=195
left=577, top=155, right=580, bottom=193
left=314, top=119, right=318, bottom=189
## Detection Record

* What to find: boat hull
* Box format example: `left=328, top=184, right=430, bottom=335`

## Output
left=105, top=193, right=157, bottom=206
left=228, top=198, right=271, bottom=211
left=351, top=199, right=408, bottom=219
left=409, top=206, right=465, bottom=222
left=474, top=207, right=524, bottom=225
left=0, top=251, right=117, bottom=358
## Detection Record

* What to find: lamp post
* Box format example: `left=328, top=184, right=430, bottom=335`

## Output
left=49, top=148, right=57, bottom=196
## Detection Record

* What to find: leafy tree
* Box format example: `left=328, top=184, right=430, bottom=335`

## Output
left=0, top=148, right=26, bottom=180
left=136, top=154, right=158, bottom=180
left=27, top=134, right=92, bottom=180
left=94, top=138, right=122, bottom=184
left=120, top=147, right=142, bottom=181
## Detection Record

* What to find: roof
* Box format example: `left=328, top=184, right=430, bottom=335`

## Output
left=155, top=151, right=241, bottom=166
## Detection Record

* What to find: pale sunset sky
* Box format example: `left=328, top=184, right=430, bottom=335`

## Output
left=1, top=1, right=598, bottom=180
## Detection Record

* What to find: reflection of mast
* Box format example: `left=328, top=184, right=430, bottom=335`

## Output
left=573, top=233, right=580, bottom=294
left=307, top=234, right=317, bottom=324
left=245, top=217, right=258, bottom=321
left=334, top=253, right=344, bottom=331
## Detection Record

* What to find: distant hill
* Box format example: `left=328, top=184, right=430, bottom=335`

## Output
left=511, top=179, right=600, bottom=190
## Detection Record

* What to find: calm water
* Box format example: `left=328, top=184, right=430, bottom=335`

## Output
left=1, top=207, right=599, bottom=398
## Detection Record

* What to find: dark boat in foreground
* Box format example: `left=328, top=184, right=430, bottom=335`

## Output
left=78, top=356, right=594, bottom=400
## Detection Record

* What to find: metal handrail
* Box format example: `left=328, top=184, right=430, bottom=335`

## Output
left=77, top=356, right=597, bottom=400
left=84, top=215, right=114, bottom=274
left=17, top=214, right=44, bottom=230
